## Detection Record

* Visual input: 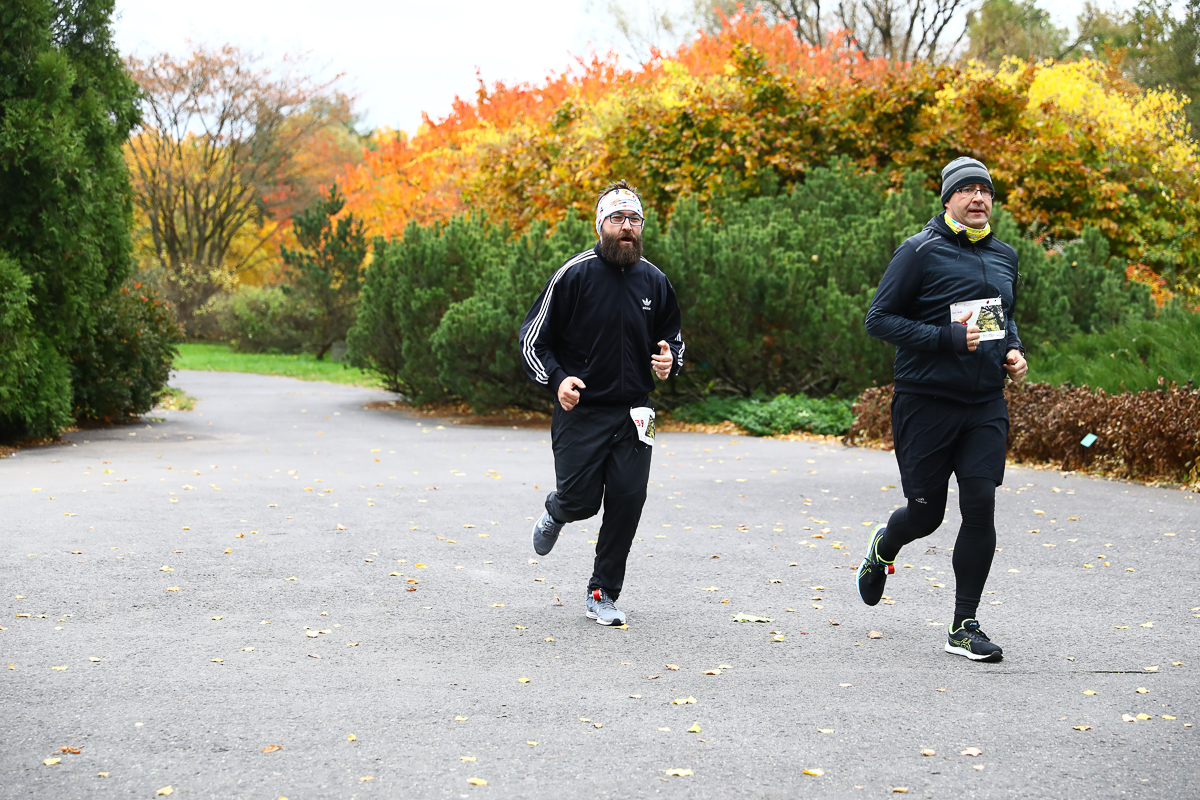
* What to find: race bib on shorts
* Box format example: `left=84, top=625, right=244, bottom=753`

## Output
left=629, top=407, right=655, bottom=446
left=950, top=297, right=1005, bottom=341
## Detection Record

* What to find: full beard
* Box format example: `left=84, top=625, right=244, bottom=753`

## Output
left=598, top=229, right=643, bottom=267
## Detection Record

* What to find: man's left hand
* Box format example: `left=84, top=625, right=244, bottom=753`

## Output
left=1004, top=349, right=1028, bottom=383
left=652, top=341, right=673, bottom=380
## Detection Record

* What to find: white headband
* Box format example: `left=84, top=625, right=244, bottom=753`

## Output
left=595, top=189, right=643, bottom=236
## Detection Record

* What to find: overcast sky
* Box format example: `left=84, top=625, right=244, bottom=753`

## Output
left=113, top=0, right=1117, bottom=136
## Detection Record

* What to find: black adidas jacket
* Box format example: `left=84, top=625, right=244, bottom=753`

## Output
left=865, top=214, right=1023, bottom=403
left=519, top=245, right=684, bottom=407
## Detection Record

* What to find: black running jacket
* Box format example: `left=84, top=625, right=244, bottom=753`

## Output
left=865, top=214, right=1023, bottom=403
left=519, top=245, right=684, bottom=407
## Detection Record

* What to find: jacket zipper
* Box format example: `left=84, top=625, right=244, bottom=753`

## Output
left=973, top=243, right=989, bottom=390
left=619, top=266, right=627, bottom=403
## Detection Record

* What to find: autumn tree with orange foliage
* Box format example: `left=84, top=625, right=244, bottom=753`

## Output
left=125, top=45, right=360, bottom=330
left=340, top=9, right=1200, bottom=284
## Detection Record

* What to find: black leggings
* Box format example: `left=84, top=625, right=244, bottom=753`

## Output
left=877, top=477, right=997, bottom=621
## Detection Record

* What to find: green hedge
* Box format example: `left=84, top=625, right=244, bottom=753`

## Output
left=70, top=284, right=182, bottom=422
left=0, top=0, right=157, bottom=441
left=345, top=159, right=1161, bottom=419
left=672, top=393, right=856, bottom=436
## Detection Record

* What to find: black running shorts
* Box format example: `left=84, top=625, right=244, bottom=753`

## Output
left=890, top=392, right=1009, bottom=498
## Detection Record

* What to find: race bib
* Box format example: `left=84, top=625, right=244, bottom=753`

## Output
left=629, top=406, right=655, bottom=446
left=950, top=297, right=1005, bottom=341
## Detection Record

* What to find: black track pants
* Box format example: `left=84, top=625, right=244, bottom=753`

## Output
left=877, top=477, right=998, bottom=621
left=545, top=402, right=652, bottom=601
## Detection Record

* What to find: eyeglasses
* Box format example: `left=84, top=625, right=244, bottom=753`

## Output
left=955, top=186, right=995, bottom=200
left=606, top=213, right=644, bottom=228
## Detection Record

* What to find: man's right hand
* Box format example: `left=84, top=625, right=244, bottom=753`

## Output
left=558, top=376, right=586, bottom=411
left=954, top=310, right=982, bottom=352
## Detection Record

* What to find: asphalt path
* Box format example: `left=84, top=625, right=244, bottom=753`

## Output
left=2, top=370, right=1197, bottom=799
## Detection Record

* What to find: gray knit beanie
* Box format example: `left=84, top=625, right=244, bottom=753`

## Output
left=941, top=157, right=994, bottom=203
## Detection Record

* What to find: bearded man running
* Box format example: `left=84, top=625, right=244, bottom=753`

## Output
left=518, top=180, right=684, bottom=626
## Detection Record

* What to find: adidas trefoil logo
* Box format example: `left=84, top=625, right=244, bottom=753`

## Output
left=641, top=297, right=652, bottom=310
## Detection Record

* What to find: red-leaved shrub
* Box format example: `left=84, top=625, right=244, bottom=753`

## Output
left=844, top=382, right=1200, bottom=487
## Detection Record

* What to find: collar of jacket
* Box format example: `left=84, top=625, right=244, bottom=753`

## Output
left=927, top=212, right=993, bottom=247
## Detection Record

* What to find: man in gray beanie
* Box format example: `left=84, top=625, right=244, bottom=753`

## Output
left=858, top=155, right=1028, bottom=662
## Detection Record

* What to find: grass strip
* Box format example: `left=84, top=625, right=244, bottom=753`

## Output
left=173, top=343, right=381, bottom=388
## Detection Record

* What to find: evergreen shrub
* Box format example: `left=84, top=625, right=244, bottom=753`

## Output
left=672, top=393, right=856, bottom=436
left=70, top=284, right=182, bottom=422
left=196, top=286, right=317, bottom=355
left=346, top=215, right=506, bottom=401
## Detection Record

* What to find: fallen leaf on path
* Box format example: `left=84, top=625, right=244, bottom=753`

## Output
left=261, top=744, right=282, bottom=753
left=455, top=716, right=468, bottom=721
left=672, top=696, right=697, bottom=705
left=1144, top=665, right=1159, bottom=671
left=156, top=787, right=173, bottom=796
left=868, top=631, right=883, bottom=639
left=348, top=734, right=357, bottom=741
left=665, top=664, right=680, bottom=670
left=1083, top=690, right=1097, bottom=695
left=1136, top=687, right=1149, bottom=694
left=360, top=775, right=374, bottom=781
left=960, top=747, right=982, bottom=757
left=921, top=749, right=936, bottom=756
left=43, top=758, right=61, bottom=766
left=89, top=657, right=101, bottom=662
left=51, top=666, right=67, bottom=671
left=702, top=669, right=721, bottom=675
left=802, top=768, right=824, bottom=776
left=461, top=756, right=476, bottom=761
left=687, top=723, right=702, bottom=733
left=527, top=741, right=538, bottom=746
left=892, top=788, right=908, bottom=794
left=1137, top=713, right=1153, bottom=720
left=1073, top=726, right=1093, bottom=731
left=518, top=677, right=530, bottom=683
left=732, top=613, right=772, bottom=623
left=664, top=769, right=692, bottom=777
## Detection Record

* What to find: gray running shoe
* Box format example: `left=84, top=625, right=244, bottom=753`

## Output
left=585, top=588, right=626, bottom=626
left=531, top=510, right=564, bottom=556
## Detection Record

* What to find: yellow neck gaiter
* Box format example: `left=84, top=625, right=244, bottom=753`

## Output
left=945, top=211, right=990, bottom=243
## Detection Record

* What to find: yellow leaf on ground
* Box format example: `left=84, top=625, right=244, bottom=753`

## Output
left=261, top=744, right=282, bottom=753
left=1072, top=726, right=1093, bottom=731
left=1144, top=665, right=1159, bottom=671
left=97, top=772, right=109, bottom=777
left=802, top=768, right=824, bottom=776
left=518, top=677, right=530, bottom=683
left=455, top=716, right=468, bottom=721
left=817, top=728, right=834, bottom=733
left=664, top=769, right=693, bottom=777
left=1123, top=714, right=1137, bottom=722
left=1137, top=713, right=1153, bottom=720
left=702, top=669, right=721, bottom=675
left=51, top=666, right=67, bottom=671
left=960, top=747, right=983, bottom=757
left=1083, top=690, right=1097, bottom=695
left=156, top=788, right=173, bottom=796
left=461, top=756, right=476, bottom=761
left=44, top=757, right=61, bottom=766
left=360, top=775, right=373, bottom=781
left=348, top=734, right=357, bottom=741
left=527, top=741, right=538, bottom=746
left=1136, top=687, right=1149, bottom=694
left=921, top=749, right=936, bottom=756
left=672, top=696, right=697, bottom=705
left=665, top=664, right=680, bottom=670
left=868, top=631, right=883, bottom=639
left=892, top=788, right=909, bottom=794
left=687, top=723, right=702, bottom=733
left=467, top=777, right=487, bottom=786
